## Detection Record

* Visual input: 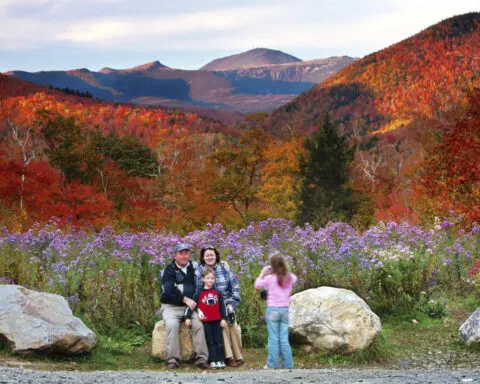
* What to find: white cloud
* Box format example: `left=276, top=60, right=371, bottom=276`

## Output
left=56, top=5, right=285, bottom=45
left=0, top=0, right=477, bottom=61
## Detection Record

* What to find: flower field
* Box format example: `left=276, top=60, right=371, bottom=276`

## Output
left=0, top=218, right=479, bottom=337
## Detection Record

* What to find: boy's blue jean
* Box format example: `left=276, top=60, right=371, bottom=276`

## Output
left=266, top=306, right=293, bottom=369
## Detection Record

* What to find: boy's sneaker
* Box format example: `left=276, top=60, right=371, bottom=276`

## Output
left=210, top=362, right=218, bottom=369
left=217, top=361, right=226, bottom=368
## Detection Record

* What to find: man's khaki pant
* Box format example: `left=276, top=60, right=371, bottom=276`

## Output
left=161, top=304, right=208, bottom=365
left=222, top=323, right=243, bottom=360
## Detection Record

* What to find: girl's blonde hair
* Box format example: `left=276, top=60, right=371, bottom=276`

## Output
left=270, top=253, right=291, bottom=287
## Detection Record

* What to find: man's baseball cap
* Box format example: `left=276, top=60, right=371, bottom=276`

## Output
left=173, top=243, right=192, bottom=253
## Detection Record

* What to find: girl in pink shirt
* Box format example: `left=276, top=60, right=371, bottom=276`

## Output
left=254, top=254, right=297, bottom=369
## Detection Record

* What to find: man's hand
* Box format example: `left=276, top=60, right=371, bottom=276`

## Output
left=185, top=319, right=192, bottom=327
left=183, top=297, right=196, bottom=311
left=220, top=319, right=227, bottom=328
left=226, top=304, right=233, bottom=313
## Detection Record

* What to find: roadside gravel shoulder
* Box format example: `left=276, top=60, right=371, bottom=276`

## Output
left=1, top=366, right=480, bottom=384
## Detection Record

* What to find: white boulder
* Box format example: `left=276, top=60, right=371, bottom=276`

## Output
left=289, top=286, right=381, bottom=354
left=459, top=308, right=480, bottom=345
left=0, top=285, right=96, bottom=354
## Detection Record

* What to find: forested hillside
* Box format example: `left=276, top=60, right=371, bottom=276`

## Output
left=271, top=12, right=480, bottom=136
left=0, top=14, right=478, bottom=232
left=0, top=74, right=237, bottom=231
left=269, top=13, right=480, bottom=225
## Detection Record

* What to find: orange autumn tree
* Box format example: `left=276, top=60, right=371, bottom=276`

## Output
left=414, top=88, right=480, bottom=224
left=0, top=97, right=44, bottom=220
left=258, top=136, right=306, bottom=220
left=207, top=129, right=272, bottom=225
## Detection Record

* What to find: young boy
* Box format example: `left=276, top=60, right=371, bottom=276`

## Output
left=185, top=267, right=228, bottom=369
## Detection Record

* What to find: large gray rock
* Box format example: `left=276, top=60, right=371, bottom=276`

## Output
left=0, top=285, right=96, bottom=354
left=289, top=286, right=381, bottom=354
left=459, top=308, right=480, bottom=345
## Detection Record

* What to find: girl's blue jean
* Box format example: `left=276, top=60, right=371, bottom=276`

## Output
left=266, top=306, right=293, bottom=369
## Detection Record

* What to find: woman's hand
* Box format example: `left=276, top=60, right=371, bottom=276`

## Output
left=185, top=319, right=192, bottom=327
left=220, top=319, right=227, bottom=328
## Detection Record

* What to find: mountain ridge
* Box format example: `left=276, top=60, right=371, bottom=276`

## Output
left=4, top=49, right=355, bottom=113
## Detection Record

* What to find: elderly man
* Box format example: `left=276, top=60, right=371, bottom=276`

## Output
left=160, top=243, right=209, bottom=369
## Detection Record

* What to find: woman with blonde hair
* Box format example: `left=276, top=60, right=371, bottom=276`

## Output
left=254, top=253, right=297, bottom=369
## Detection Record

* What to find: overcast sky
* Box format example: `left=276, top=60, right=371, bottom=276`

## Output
left=0, top=0, right=477, bottom=72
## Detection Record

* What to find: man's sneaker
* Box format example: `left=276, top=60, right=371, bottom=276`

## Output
left=166, top=362, right=178, bottom=369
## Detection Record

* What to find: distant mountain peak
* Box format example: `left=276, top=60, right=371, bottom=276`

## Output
left=99, top=60, right=168, bottom=74
left=99, top=67, right=115, bottom=74
left=130, top=60, right=168, bottom=72
left=200, top=48, right=302, bottom=71
left=68, top=68, right=91, bottom=74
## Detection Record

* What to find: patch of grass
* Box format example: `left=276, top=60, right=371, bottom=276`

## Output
left=349, top=335, right=389, bottom=363
left=452, top=295, right=480, bottom=312
left=242, top=323, right=268, bottom=348
left=292, top=335, right=389, bottom=368
left=378, top=295, right=477, bottom=362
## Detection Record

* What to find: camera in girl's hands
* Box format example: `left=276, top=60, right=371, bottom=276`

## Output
left=260, top=289, right=267, bottom=300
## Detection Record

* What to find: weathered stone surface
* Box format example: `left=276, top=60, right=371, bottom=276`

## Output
left=151, top=320, right=195, bottom=361
left=0, top=285, right=96, bottom=354
left=459, top=308, right=480, bottom=345
left=289, top=286, right=381, bottom=354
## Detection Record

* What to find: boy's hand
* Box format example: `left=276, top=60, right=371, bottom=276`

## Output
left=220, top=319, right=227, bottom=328
left=198, top=309, right=205, bottom=320
left=185, top=319, right=192, bottom=327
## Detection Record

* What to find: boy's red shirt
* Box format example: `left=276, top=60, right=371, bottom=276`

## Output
left=197, top=287, right=225, bottom=322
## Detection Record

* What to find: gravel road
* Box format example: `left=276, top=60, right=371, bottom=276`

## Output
left=1, top=366, right=480, bottom=384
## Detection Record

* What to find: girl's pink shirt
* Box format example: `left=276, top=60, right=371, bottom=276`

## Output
left=254, top=273, right=297, bottom=307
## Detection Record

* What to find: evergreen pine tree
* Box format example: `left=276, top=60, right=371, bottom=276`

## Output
left=296, top=114, right=358, bottom=227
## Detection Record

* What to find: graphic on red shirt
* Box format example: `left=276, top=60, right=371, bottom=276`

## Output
left=201, top=292, right=218, bottom=305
